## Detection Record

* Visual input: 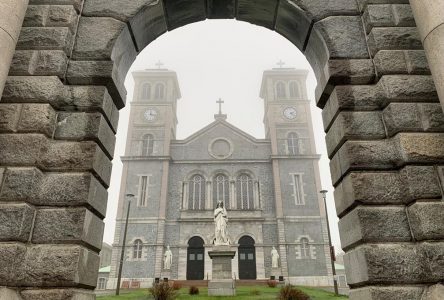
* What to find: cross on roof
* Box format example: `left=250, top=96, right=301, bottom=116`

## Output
left=277, top=60, right=285, bottom=68
left=216, top=98, right=224, bottom=115
left=155, top=60, right=164, bottom=69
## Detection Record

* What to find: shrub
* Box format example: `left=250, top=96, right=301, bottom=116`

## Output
left=267, top=279, right=278, bottom=288
left=250, top=289, right=261, bottom=296
left=277, top=285, right=310, bottom=300
left=189, top=286, right=199, bottom=295
left=148, top=282, right=178, bottom=300
left=171, top=281, right=182, bottom=290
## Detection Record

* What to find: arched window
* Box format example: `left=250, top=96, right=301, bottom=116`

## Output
left=142, top=134, right=154, bottom=156
left=276, top=82, right=286, bottom=98
left=189, top=175, right=205, bottom=210
left=141, top=83, right=151, bottom=100
left=287, top=132, right=300, bottom=155
left=155, top=83, right=165, bottom=100
left=213, top=174, right=229, bottom=208
left=133, top=239, right=143, bottom=259
left=289, top=81, right=300, bottom=98
left=236, top=174, right=254, bottom=210
left=300, top=238, right=310, bottom=258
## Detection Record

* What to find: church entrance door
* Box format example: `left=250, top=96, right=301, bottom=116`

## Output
left=186, top=236, right=205, bottom=280
left=238, top=236, right=256, bottom=279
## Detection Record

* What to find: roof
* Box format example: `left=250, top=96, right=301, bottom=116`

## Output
left=99, top=266, right=111, bottom=273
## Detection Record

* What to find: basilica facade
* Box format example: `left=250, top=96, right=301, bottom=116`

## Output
left=107, top=67, right=332, bottom=288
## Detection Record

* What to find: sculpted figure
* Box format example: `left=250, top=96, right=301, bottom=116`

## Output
left=271, top=246, right=280, bottom=268
left=214, top=201, right=229, bottom=245
left=164, top=245, right=172, bottom=270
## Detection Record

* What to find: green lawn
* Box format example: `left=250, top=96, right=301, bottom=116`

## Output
left=97, top=286, right=348, bottom=300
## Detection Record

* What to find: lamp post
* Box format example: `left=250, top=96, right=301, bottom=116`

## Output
left=320, top=189, right=339, bottom=296
left=116, top=193, right=134, bottom=295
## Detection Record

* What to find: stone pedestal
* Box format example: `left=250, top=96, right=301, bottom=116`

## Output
left=208, top=245, right=236, bottom=296
left=161, top=270, right=171, bottom=280
left=271, top=267, right=281, bottom=278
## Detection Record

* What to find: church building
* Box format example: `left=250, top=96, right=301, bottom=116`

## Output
left=107, top=66, right=333, bottom=288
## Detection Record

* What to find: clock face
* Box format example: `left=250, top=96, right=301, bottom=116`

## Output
left=283, top=107, right=297, bottom=120
left=144, top=109, right=157, bottom=121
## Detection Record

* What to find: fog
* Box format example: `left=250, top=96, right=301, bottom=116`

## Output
left=103, top=20, right=341, bottom=251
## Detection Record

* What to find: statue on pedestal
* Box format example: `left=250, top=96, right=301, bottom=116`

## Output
left=271, top=246, right=280, bottom=268
left=164, top=245, right=172, bottom=270
left=214, top=201, right=229, bottom=245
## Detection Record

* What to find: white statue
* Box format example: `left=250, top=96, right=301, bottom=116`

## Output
left=214, top=201, right=229, bottom=245
left=271, top=246, right=280, bottom=268
left=164, top=245, right=172, bottom=270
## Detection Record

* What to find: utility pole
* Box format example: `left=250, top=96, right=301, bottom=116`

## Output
left=320, top=190, right=339, bottom=296
left=116, top=194, right=134, bottom=295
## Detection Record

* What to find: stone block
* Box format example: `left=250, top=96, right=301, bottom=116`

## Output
left=10, top=50, right=68, bottom=76
left=0, top=203, right=36, bottom=242
left=22, top=245, right=99, bottom=287
left=392, top=4, right=415, bottom=26
left=325, top=111, right=385, bottom=157
left=236, top=0, right=278, bottom=28
left=17, top=27, right=74, bottom=54
left=0, top=243, right=27, bottom=285
left=379, top=75, right=438, bottom=104
left=0, top=288, right=22, bottom=300
left=344, top=244, right=426, bottom=285
left=382, top=102, right=422, bottom=136
left=32, top=207, right=104, bottom=250
left=405, top=50, right=430, bottom=74
left=29, top=0, right=83, bottom=13
left=419, top=242, right=444, bottom=281
left=287, top=0, right=359, bottom=21
left=55, top=112, right=116, bottom=158
left=39, top=173, right=108, bottom=218
left=401, top=166, right=442, bottom=200
left=24, top=5, right=49, bottom=27
left=24, top=5, right=78, bottom=29
left=339, top=206, right=411, bottom=250
left=207, top=0, right=235, bottom=19
left=39, top=140, right=112, bottom=187
left=208, top=280, right=236, bottom=296
left=356, top=0, right=410, bottom=13
left=373, top=50, right=407, bottom=75
left=163, top=0, right=206, bottom=30
left=18, top=104, right=57, bottom=137
left=128, top=2, right=167, bottom=51
left=363, top=4, right=394, bottom=33
left=20, top=289, right=95, bottom=300
left=367, top=27, right=422, bottom=56
left=83, top=0, right=151, bottom=21
left=0, top=104, right=21, bottom=132
left=396, top=133, right=444, bottom=165
left=349, top=286, right=424, bottom=300
left=422, top=103, right=444, bottom=131
left=0, top=168, right=43, bottom=201
left=0, top=134, right=46, bottom=166
left=275, top=0, right=311, bottom=50
left=408, top=202, right=444, bottom=241
left=422, top=284, right=444, bottom=300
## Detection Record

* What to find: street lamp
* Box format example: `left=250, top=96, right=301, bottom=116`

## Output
left=320, top=189, right=339, bottom=296
left=116, top=193, right=135, bottom=295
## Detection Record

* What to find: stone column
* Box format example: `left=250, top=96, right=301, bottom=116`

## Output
left=0, top=0, right=28, bottom=98
left=410, top=1, right=444, bottom=107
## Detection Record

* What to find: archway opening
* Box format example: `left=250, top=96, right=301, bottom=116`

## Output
left=238, top=236, right=256, bottom=279
left=186, top=236, right=205, bottom=280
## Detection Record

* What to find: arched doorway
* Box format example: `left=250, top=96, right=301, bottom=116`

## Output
left=238, top=236, right=256, bottom=279
left=186, top=236, right=205, bottom=280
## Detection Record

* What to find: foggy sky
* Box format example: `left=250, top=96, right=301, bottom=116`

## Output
left=104, top=19, right=342, bottom=251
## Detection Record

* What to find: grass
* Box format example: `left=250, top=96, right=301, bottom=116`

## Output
left=97, top=285, right=348, bottom=300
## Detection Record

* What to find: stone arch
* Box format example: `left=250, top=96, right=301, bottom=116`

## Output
left=0, top=1, right=443, bottom=299
left=235, top=232, right=257, bottom=244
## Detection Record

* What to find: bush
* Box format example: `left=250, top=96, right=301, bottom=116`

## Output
left=267, top=279, right=278, bottom=288
left=250, top=289, right=261, bottom=296
left=171, top=281, right=182, bottom=290
left=277, top=285, right=310, bottom=300
left=148, top=282, right=178, bottom=300
left=189, top=286, right=199, bottom=295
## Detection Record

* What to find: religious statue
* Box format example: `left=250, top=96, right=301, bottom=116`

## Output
left=271, top=246, right=280, bottom=268
left=164, top=245, right=172, bottom=270
left=214, top=201, right=229, bottom=245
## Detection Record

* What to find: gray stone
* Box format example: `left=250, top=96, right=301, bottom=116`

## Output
left=21, top=289, right=95, bottom=300
left=207, top=0, right=235, bottom=19
left=349, top=286, right=424, bottom=300
left=368, top=27, right=422, bottom=56
left=422, top=284, right=444, bottom=300
left=18, top=104, right=57, bottom=137
left=236, top=0, right=277, bottom=29
left=408, top=202, right=444, bottom=241
left=17, top=27, right=73, bottom=54
left=0, top=104, right=21, bottom=132
left=0, top=203, right=35, bottom=242
left=10, top=50, right=68, bottom=76
left=163, top=0, right=207, bottom=30
left=288, top=0, right=359, bottom=21
left=0, top=288, right=22, bottom=300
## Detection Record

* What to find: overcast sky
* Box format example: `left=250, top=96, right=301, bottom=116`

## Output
left=103, top=19, right=342, bottom=251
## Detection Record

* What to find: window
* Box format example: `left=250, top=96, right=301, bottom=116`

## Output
left=300, top=238, right=309, bottom=258
left=98, top=277, right=107, bottom=290
left=289, top=81, right=300, bottom=98
left=138, top=176, right=149, bottom=207
left=133, top=239, right=143, bottom=259
left=189, top=175, right=205, bottom=210
left=141, top=134, right=154, bottom=156
left=287, top=132, right=300, bottom=155
left=276, top=82, right=286, bottom=98
left=213, top=174, right=229, bottom=208
left=236, top=174, right=254, bottom=210
left=291, top=174, right=304, bottom=205
left=141, top=83, right=151, bottom=100
left=155, top=83, right=165, bottom=100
